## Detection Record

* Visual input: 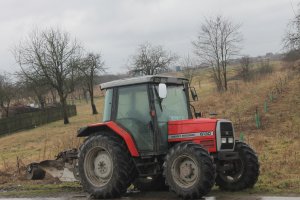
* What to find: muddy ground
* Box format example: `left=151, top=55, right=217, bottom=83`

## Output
left=1, top=184, right=300, bottom=200
left=1, top=170, right=299, bottom=200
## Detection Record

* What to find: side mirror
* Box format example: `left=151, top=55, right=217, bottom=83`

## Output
left=190, top=87, right=198, bottom=101
left=158, top=83, right=167, bottom=99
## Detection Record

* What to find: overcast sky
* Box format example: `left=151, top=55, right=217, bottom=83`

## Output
left=0, top=0, right=296, bottom=74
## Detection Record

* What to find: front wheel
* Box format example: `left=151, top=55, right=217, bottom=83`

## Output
left=163, top=142, right=215, bottom=199
left=216, top=141, right=260, bottom=191
left=78, top=134, right=135, bottom=199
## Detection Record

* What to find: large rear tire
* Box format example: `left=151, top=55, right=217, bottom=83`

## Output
left=133, top=174, right=168, bottom=191
left=78, top=134, right=135, bottom=198
left=163, top=142, right=215, bottom=199
left=216, top=141, right=259, bottom=191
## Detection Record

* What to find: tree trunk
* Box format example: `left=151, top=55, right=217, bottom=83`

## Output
left=91, top=103, right=98, bottom=115
left=224, top=72, right=228, bottom=91
left=37, top=95, right=45, bottom=110
left=222, top=63, right=228, bottom=91
left=89, top=89, right=98, bottom=115
left=59, top=93, right=69, bottom=124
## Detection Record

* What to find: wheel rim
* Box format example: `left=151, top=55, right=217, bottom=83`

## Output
left=171, top=155, right=199, bottom=188
left=220, top=159, right=244, bottom=183
left=84, top=147, right=113, bottom=187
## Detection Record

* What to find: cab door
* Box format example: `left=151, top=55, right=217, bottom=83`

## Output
left=115, top=84, right=155, bottom=153
left=151, top=84, right=191, bottom=154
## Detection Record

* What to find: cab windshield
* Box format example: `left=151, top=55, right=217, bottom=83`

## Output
left=154, top=85, right=189, bottom=121
left=153, top=84, right=189, bottom=148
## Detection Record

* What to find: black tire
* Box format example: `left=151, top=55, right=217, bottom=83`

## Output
left=26, top=163, right=46, bottom=180
left=133, top=174, right=168, bottom=191
left=216, top=141, right=260, bottom=191
left=163, top=142, right=215, bottom=199
left=78, top=133, right=135, bottom=199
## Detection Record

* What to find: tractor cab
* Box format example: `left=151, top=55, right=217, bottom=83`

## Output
left=100, top=75, right=193, bottom=155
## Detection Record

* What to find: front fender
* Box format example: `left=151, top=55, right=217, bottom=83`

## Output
left=77, top=121, right=139, bottom=157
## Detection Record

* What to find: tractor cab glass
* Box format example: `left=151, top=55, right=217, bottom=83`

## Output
left=102, top=89, right=113, bottom=122
left=115, top=85, right=154, bottom=152
left=153, top=84, right=189, bottom=150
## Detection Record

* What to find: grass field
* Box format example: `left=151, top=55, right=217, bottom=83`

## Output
left=0, top=61, right=299, bottom=194
left=0, top=98, right=104, bottom=171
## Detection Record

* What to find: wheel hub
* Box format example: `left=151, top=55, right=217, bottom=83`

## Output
left=179, top=160, right=197, bottom=182
left=171, top=155, right=199, bottom=188
left=94, top=152, right=112, bottom=179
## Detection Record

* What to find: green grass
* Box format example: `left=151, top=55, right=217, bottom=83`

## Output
left=0, top=97, right=104, bottom=169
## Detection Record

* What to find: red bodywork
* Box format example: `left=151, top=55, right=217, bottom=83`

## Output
left=80, top=118, right=218, bottom=157
left=168, top=118, right=218, bottom=153
left=84, top=121, right=140, bottom=157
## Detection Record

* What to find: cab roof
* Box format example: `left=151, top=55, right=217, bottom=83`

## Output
left=100, top=75, right=188, bottom=90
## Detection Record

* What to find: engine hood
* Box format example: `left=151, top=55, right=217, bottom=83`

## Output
left=168, top=118, right=219, bottom=136
left=168, top=118, right=218, bottom=125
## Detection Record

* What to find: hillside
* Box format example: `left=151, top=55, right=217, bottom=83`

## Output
left=191, top=66, right=300, bottom=193
left=0, top=62, right=299, bottom=193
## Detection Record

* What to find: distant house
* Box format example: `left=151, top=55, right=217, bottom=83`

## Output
left=9, top=105, right=40, bottom=116
left=0, top=104, right=42, bottom=119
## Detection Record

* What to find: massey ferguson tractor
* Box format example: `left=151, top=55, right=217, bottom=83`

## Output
left=27, top=75, right=259, bottom=199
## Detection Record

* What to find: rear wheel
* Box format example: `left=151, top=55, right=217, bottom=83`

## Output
left=163, top=142, right=215, bottom=199
left=78, top=134, right=135, bottom=198
left=216, top=141, right=259, bottom=191
left=133, top=174, right=168, bottom=191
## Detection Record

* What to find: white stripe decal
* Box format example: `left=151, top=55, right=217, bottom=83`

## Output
left=168, top=131, right=214, bottom=140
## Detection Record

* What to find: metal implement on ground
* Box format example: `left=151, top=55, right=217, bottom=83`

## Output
left=26, top=149, right=79, bottom=182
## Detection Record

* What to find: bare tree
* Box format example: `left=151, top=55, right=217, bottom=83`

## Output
left=283, top=5, right=300, bottom=68
left=16, top=73, right=49, bottom=109
left=193, top=15, right=242, bottom=92
left=129, top=42, right=177, bottom=76
left=13, top=28, right=82, bottom=124
left=79, top=53, right=105, bottom=114
left=283, top=8, right=300, bottom=51
left=181, top=54, right=197, bottom=84
left=0, top=73, right=15, bottom=117
left=238, top=56, right=252, bottom=81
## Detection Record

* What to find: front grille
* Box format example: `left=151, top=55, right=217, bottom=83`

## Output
left=220, top=122, right=234, bottom=150
left=200, top=140, right=215, bottom=150
left=220, top=122, right=234, bottom=137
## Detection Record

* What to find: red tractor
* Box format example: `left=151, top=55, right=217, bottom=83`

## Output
left=76, top=75, right=259, bottom=199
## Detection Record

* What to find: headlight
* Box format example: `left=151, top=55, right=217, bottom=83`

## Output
left=221, top=138, right=227, bottom=143
left=228, top=138, right=234, bottom=143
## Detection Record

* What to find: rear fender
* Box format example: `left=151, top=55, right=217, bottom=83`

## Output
left=77, top=121, right=139, bottom=157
